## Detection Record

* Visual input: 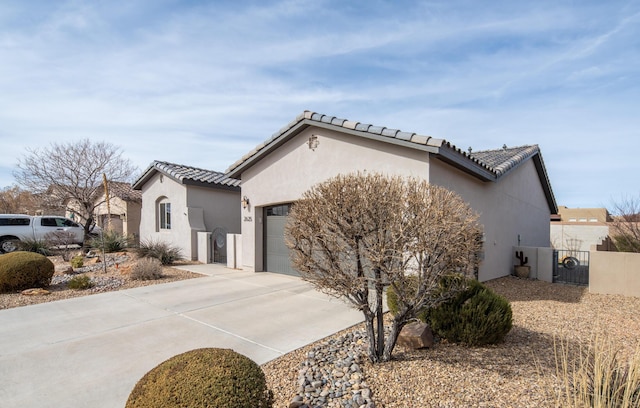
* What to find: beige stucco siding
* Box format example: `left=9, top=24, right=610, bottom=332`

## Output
left=240, top=127, right=431, bottom=272
left=139, top=173, right=191, bottom=258
left=139, top=172, right=241, bottom=261
left=93, top=195, right=141, bottom=238
left=185, top=185, right=241, bottom=257
left=550, top=223, right=609, bottom=251
left=430, top=159, right=551, bottom=281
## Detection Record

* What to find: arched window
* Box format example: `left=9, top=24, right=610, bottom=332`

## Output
left=156, top=197, right=171, bottom=230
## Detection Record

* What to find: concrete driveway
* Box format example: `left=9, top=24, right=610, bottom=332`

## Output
left=0, top=264, right=363, bottom=408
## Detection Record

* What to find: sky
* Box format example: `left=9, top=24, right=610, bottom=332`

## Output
left=0, top=0, right=638, bottom=210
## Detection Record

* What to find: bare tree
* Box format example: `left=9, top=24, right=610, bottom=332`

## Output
left=0, top=185, right=38, bottom=214
left=610, top=195, right=640, bottom=252
left=285, top=173, right=483, bottom=363
left=14, top=139, right=138, bottom=238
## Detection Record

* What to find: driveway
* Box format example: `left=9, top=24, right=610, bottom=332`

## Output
left=0, top=264, right=363, bottom=408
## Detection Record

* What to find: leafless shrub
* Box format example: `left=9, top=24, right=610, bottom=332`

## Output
left=610, top=195, right=640, bottom=252
left=285, top=172, right=483, bottom=363
left=130, top=257, right=164, bottom=281
left=45, top=231, right=78, bottom=261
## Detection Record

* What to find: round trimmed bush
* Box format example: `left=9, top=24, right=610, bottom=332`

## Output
left=126, top=348, right=273, bottom=408
left=0, top=251, right=55, bottom=293
left=428, top=278, right=513, bottom=346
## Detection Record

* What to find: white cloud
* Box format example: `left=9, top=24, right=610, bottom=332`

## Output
left=0, top=0, right=638, bottom=208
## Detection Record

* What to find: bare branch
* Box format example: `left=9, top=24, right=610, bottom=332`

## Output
left=13, top=139, right=138, bottom=237
left=285, top=173, right=483, bottom=362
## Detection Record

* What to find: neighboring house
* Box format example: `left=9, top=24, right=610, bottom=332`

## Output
left=132, top=161, right=241, bottom=262
left=92, top=181, right=142, bottom=241
left=550, top=206, right=614, bottom=251
left=226, top=111, right=557, bottom=282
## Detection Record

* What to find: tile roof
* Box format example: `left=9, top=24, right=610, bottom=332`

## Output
left=470, top=145, right=541, bottom=177
left=227, top=111, right=537, bottom=181
left=132, top=161, right=241, bottom=191
left=225, top=110, right=557, bottom=213
left=104, top=181, right=142, bottom=202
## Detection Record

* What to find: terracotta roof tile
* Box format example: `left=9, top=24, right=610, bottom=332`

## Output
left=133, top=161, right=240, bottom=190
left=105, top=181, right=141, bottom=202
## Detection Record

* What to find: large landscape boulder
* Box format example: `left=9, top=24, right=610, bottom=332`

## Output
left=397, top=321, right=434, bottom=349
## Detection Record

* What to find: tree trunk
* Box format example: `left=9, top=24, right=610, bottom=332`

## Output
left=363, top=309, right=379, bottom=363
left=382, top=317, right=406, bottom=362
left=374, top=268, right=384, bottom=360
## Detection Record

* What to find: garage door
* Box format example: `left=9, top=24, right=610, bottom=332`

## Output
left=264, top=204, right=299, bottom=276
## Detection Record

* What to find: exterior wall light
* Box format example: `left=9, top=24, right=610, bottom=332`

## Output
left=308, top=134, right=319, bottom=151
left=241, top=196, right=250, bottom=209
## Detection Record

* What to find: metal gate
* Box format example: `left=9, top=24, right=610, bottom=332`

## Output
left=553, top=250, right=589, bottom=285
left=212, top=228, right=227, bottom=264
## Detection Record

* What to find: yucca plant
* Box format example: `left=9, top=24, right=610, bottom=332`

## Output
left=135, top=239, right=183, bottom=265
left=17, top=238, right=52, bottom=256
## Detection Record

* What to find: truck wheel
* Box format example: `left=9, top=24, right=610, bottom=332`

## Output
left=0, top=238, right=20, bottom=254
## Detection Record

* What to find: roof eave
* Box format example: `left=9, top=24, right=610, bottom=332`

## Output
left=532, top=153, right=558, bottom=214
left=182, top=179, right=241, bottom=192
left=435, top=146, right=496, bottom=182
left=226, top=119, right=442, bottom=178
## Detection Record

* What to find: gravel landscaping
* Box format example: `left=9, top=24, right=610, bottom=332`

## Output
left=0, top=251, right=202, bottom=309
left=262, top=276, right=640, bottom=408
left=3, top=257, right=639, bottom=407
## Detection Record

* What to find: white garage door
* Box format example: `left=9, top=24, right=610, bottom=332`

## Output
left=264, top=204, right=299, bottom=276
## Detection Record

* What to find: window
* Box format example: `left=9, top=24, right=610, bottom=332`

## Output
left=41, top=218, right=57, bottom=227
left=0, top=217, right=30, bottom=226
left=266, top=204, right=291, bottom=216
left=160, top=202, right=171, bottom=229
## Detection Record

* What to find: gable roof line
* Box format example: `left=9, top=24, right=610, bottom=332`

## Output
left=225, top=110, right=557, bottom=212
left=132, top=160, right=241, bottom=191
left=103, top=181, right=142, bottom=203
left=228, top=111, right=525, bottom=181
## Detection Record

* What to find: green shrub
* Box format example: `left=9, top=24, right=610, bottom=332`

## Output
left=135, top=239, right=183, bottom=265
left=0, top=251, right=55, bottom=293
left=88, top=230, right=129, bottom=253
left=386, top=273, right=467, bottom=323
left=428, top=278, right=513, bottom=346
left=386, top=275, right=428, bottom=322
left=126, top=348, right=273, bottom=408
left=131, top=257, right=164, bottom=281
left=70, top=255, right=84, bottom=268
left=67, top=275, right=93, bottom=290
left=17, top=239, right=52, bottom=256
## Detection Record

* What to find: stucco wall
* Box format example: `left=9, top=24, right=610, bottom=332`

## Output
left=550, top=223, right=609, bottom=251
left=186, top=185, right=241, bottom=259
left=239, top=126, right=552, bottom=280
left=124, top=201, right=141, bottom=240
left=590, top=251, right=640, bottom=297
left=139, top=173, right=191, bottom=258
left=430, top=159, right=552, bottom=281
left=240, top=127, right=430, bottom=272
left=139, top=173, right=241, bottom=261
left=93, top=195, right=141, bottom=238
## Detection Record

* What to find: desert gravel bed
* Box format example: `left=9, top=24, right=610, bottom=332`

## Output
left=3, top=257, right=639, bottom=407
left=0, top=252, right=202, bottom=309
left=262, top=277, right=640, bottom=408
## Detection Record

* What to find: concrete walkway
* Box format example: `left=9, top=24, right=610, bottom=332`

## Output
left=0, top=264, right=362, bottom=408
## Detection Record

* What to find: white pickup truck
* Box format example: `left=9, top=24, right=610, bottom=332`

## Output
left=0, top=214, right=86, bottom=253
